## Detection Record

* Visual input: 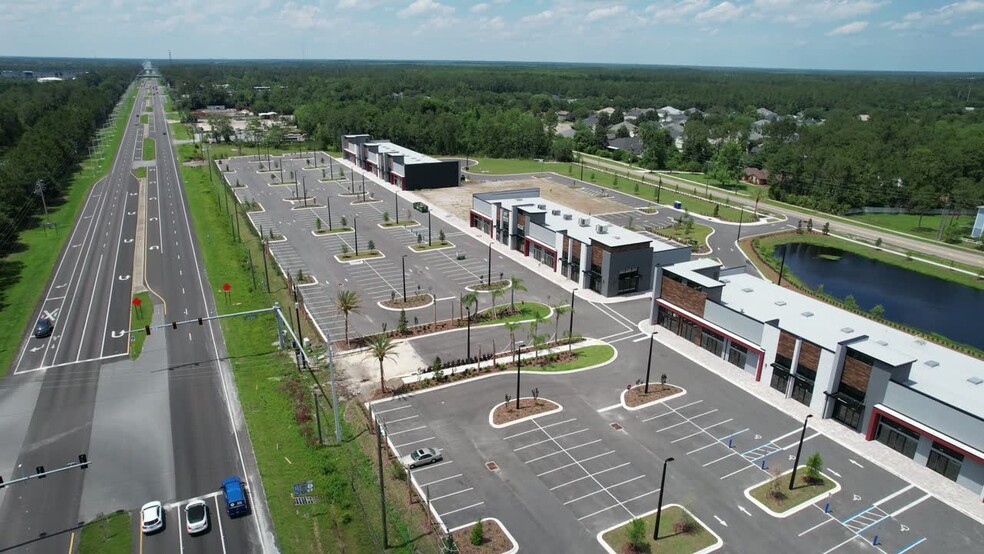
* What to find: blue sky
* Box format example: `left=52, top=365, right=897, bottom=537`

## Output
left=1, top=1, right=983, bottom=72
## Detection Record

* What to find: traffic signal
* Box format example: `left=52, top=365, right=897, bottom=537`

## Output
left=171, top=321, right=177, bottom=329
left=35, top=466, right=45, bottom=478
left=78, top=454, right=88, bottom=469
left=145, top=325, right=151, bottom=335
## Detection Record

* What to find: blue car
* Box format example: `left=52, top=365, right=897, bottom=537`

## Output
left=221, top=477, right=250, bottom=517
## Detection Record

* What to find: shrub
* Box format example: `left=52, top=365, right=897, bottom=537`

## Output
left=874, top=237, right=882, bottom=247
left=439, top=229, right=446, bottom=242
left=340, top=244, right=350, bottom=255
left=470, top=520, right=484, bottom=546
left=626, top=518, right=647, bottom=551
left=673, top=512, right=699, bottom=535
left=368, top=239, right=375, bottom=251
left=805, top=452, right=824, bottom=485
left=389, top=459, right=406, bottom=481
left=383, top=211, right=390, bottom=222
left=397, top=309, right=408, bottom=333
left=341, top=215, right=347, bottom=227
left=316, top=217, right=322, bottom=230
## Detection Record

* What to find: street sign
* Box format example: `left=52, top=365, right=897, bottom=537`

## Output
left=132, top=297, right=142, bottom=306
left=223, top=283, right=231, bottom=292
left=292, top=480, right=314, bottom=495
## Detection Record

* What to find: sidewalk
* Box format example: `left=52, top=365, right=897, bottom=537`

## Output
left=336, top=157, right=651, bottom=306
left=636, top=319, right=984, bottom=525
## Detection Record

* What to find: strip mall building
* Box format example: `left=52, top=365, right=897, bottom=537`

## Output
left=341, top=134, right=459, bottom=191
left=652, top=259, right=984, bottom=499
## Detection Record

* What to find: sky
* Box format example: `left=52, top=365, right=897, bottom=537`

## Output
left=1, top=0, right=983, bottom=72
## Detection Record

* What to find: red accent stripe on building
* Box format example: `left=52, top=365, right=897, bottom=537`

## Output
left=868, top=407, right=984, bottom=466
left=656, top=300, right=766, bottom=381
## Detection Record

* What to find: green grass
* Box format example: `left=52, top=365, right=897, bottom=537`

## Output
left=847, top=213, right=975, bottom=242
left=140, top=114, right=148, bottom=125
left=176, top=142, right=437, bottom=553
left=133, top=166, right=146, bottom=179
left=466, top=157, right=564, bottom=174
left=0, top=86, right=136, bottom=376
left=529, top=344, right=615, bottom=372
left=168, top=121, right=192, bottom=140
left=142, top=137, right=155, bottom=160
left=337, top=250, right=383, bottom=261
left=659, top=171, right=752, bottom=194
left=128, top=292, right=152, bottom=359
left=749, top=471, right=836, bottom=514
left=205, top=141, right=324, bottom=161
left=589, top=171, right=747, bottom=222
left=410, top=240, right=454, bottom=251
left=380, top=220, right=419, bottom=228
left=602, top=506, right=716, bottom=554
left=477, top=302, right=551, bottom=326
left=647, top=221, right=714, bottom=250
left=79, top=510, right=131, bottom=554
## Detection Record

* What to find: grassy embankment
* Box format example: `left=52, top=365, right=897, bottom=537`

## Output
left=175, top=135, right=440, bottom=553
left=847, top=212, right=976, bottom=242
left=0, top=86, right=137, bottom=375
left=128, top=291, right=152, bottom=359
left=142, top=138, right=155, bottom=161
left=78, top=511, right=130, bottom=554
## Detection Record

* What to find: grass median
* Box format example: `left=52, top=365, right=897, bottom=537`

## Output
left=0, top=86, right=136, bottom=375
left=142, top=137, right=155, bottom=161
left=78, top=510, right=130, bottom=554
left=528, top=344, right=614, bottom=372
left=176, top=140, right=439, bottom=553
left=128, top=292, right=152, bottom=359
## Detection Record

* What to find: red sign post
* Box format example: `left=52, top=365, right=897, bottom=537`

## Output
left=222, top=283, right=231, bottom=304
left=132, top=296, right=143, bottom=319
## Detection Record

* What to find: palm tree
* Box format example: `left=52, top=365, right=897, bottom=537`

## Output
left=528, top=312, right=548, bottom=358
left=504, top=321, right=522, bottom=355
left=335, top=289, right=361, bottom=345
left=366, top=333, right=398, bottom=393
left=509, top=276, right=527, bottom=310
left=552, top=302, right=571, bottom=342
left=753, top=188, right=763, bottom=218
left=489, top=287, right=505, bottom=319
left=462, top=291, right=479, bottom=321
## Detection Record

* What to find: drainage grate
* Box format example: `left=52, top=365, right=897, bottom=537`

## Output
left=293, top=495, right=319, bottom=505
left=610, top=422, right=623, bottom=431
left=486, top=461, right=499, bottom=471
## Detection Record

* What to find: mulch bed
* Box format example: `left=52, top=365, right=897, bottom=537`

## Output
left=381, top=294, right=433, bottom=309
left=471, top=280, right=510, bottom=291
left=492, top=398, right=559, bottom=425
left=450, top=519, right=512, bottom=554
left=624, top=383, right=682, bottom=408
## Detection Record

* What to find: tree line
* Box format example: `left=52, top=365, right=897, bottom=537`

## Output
left=0, top=65, right=136, bottom=255
left=161, top=62, right=983, bottom=215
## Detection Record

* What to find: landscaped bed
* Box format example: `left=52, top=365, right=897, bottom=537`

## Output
left=601, top=506, right=717, bottom=554
left=335, top=250, right=384, bottom=262
left=410, top=240, right=454, bottom=251
left=492, top=397, right=560, bottom=425
left=450, top=519, right=515, bottom=554
left=623, top=383, right=683, bottom=408
left=748, top=467, right=838, bottom=516
left=379, top=219, right=419, bottom=228
left=381, top=294, right=433, bottom=309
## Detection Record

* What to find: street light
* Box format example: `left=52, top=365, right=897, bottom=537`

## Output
left=354, top=215, right=359, bottom=256
left=395, top=190, right=400, bottom=224
left=568, top=288, right=577, bottom=352
left=466, top=306, right=472, bottom=361
left=428, top=210, right=432, bottom=246
left=515, top=341, right=525, bottom=409
left=487, top=242, right=493, bottom=285
left=653, top=457, right=675, bottom=541
left=737, top=205, right=744, bottom=241
left=644, top=331, right=656, bottom=394
left=789, top=414, right=814, bottom=489
left=402, top=254, right=408, bottom=300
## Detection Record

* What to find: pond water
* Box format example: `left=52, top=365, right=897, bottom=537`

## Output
left=772, top=243, right=984, bottom=350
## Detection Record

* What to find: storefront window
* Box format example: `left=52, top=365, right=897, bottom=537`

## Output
left=770, top=364, right=791, bottom=394
left=927, top=442, right=963, bottom=482
left=874, top=417, right=919, bottom=459
left=727, top=342, right=748, bottom=369
left=700, top=331, right=725, bottom=357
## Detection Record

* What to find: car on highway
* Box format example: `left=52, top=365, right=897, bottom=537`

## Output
left=140, top=501, right=164, bottom=534
left=184, top=499, right=209, bottom=535
left=221, top=476, right=250, bottom=517
left=33, top=317, right=53, bottom=339
left=400, top=447, right=442, bottom=469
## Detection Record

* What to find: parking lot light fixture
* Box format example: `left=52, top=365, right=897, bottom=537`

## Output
left=395, top=190, right=400, bottom=224
left=644, top=331, right=656, bottom=394
left=654, top=457, right=675, bottom=541
left=466, top=307, right=472, bottom=361
left=568, top=288, right=577, bottom=353
left=488, top=242, right=492, bottom=285
left=789, top=414, right=814, bottom=489
left=402, top=254, right=408, bottom=300
left=354, top=216, right=359, bottom=256
left=515, top=341, right=525, bottom=409
left=428, top=211, right=432, bottom=246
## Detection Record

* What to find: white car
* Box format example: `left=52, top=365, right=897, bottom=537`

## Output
left=184, top=499, right=209, bottom=535
left=140, top=501, right=164, bottom=534
left=400, top=447, right=442, bottom=469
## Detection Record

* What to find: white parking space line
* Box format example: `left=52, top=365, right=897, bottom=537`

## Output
left=394, top=436, right=436, bottom=448
left=577, top=503, right=621, bottom=521
left=419, top=473, right=464, bottom=487
left=702, top=451, right=738, bottom=467
left=388, top=425, right=428, bottom=436
left=386, top=414, right=419, bottom=424
left=670, top=399, right=704, bottom=411
left=525, top=439, right=603, bottom=464
left=686, top=408, right=719, bottom=420
left=502, top=418, right=578, bottom=440
left=213, top=495, right=228, bottom=554
left=621, top=488, right=661, bottom=504
left=819, top=534, right=864, bottom=554
left=640, top=411, right=674, bottom=422
left=440, top=502, right=485, bottom=517
left=687, top=442, right=720, bottom=455
left=550, top=462, right=631, bottom=491
left=430, top=488, right=474, bottom=502
left=653, top=420, right=690, bottom=433
left=798, top=518, right=834, bottom=537
left=564, top=475, right=645, bottom=505
left=671, top=430, right=706, bottom=444
left=374, top=404, right=413, bottom=415
left=701, top=419, right=734, bottom=431
left=719, top=465, right=754, bottom=480
left=513, top=428, right=588, bottom=452
left=537, top=451, right=615, bottom=477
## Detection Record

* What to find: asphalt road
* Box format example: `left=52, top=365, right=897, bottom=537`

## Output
left=0, top=82, right=144, bottom=553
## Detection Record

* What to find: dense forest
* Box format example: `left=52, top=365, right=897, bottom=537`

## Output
left=163, top=62, right=984, bottom=218
left=0, top=64, right=137, bottom=254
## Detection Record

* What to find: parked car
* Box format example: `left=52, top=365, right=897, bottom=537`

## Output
left=184, top=499, right=209, bottom=535
left=400, top=447, right=442, bottom=469
left=221, top=476, right=250, bottom=517
left=33, top=317, right=53, bottom=339
left=140, top=501, right=164, bottom=534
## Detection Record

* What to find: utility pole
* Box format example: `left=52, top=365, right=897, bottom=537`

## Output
left=261, top=240, right=271, bottom=293
left=35, top=180, right=51, bottom=236
left=376, top=420, right=388, bottom=549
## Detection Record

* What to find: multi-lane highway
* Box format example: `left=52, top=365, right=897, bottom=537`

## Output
left=0, top=77, right=271, bottom=553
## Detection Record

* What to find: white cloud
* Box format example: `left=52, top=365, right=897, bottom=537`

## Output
left=398, top=0, right=454, bottom=18
left=586, top=5, right=626, bottom=22
left=695, top=1, right=742, bottom=23
left=827, top=20, right=868, bottom=35
left=471, top=2, right=489, bottom=13
left=751, top=1, right=885, bottom=24
left=646, top=0, right=709, bottom=22
left=885, top=1, right=984, bottom=31
left=521, top=9, right=554, bottom=24
left=953, top=21, right=984, bottom=35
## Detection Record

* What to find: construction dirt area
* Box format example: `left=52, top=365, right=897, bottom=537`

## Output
left=415, top=176, right=630, bottom=223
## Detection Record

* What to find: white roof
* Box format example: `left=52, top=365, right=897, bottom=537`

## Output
left=715, top=271, right=984, bottom=417
left=366, top=141, right=441, bottom=165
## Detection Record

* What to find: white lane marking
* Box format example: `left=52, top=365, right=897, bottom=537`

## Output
left=597, top=403, right=622, bottom=413
left=213, top=495, right=228, bottom=554
left=513, top=428, right=588, bottom=452
left=438, top=502, right=484, bottom=517
left=388, top=425, right=428, bottom=437
left=563, top=475, right=645, bottom=505
left=536, top=451, right=614, bottom=476
left=550, top=462, right=631, bottom=491
left=393, top=436, right=436, bottom=449
left=524, top=440, right=603, bottom=464
left=429, top=488, right=473, bottom=502
left=76, top=254, right=106, bottom=361
left=418, top=473, right=463, bottom=488
left=820, top=534, right=863, bottom=554
left=702, top=452, right=738, bottom=467
left=502, top=418, right=577, bottom=440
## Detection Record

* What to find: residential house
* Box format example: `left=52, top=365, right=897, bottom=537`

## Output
left=658, top=106, right=685, bottom=120
left=742, top=167, right=770, bottom=186
left=624, top=108, right=655, bottom=122
left=555, top=122, right=576, bottom=139
left=607, top=137, right=643, bottom=156
left=606, top=121, right=638, bottom=139
left=582, top=115, right=600, bottom=129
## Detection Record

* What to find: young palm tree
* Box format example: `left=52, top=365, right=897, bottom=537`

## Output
left=504, top=321, right=522, bottom=355
left=489, top=287, right=506, bottom=319
left=462, top=291, right=479, bottom=320
left=366, top=333, right=398, bottom=393
left=528, top=312, right=548, bottom=358
left=335, top=289, right=361, bottom=345
left=509, top=276, right=527, bottom=310
left=552, top=303, right=571, bottom=342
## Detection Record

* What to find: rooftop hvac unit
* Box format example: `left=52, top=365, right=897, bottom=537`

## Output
left=537, top=203, right=547, bottom=209
left=578, top=217, right=591, bottom=227
left=595, top=224, right=608, bottom=234
left=551, top=209, right=561, bottom=215
left=563, top=213, right=573, bottom=220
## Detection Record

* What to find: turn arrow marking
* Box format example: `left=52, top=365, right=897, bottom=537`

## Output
left=118, top=275, right=130, bottom=281
left=849, top=459, right=864, bottom=469
left=111, top=330, right=126, bottom=338
left=30, top=345, right=44, bottom=352
left=714, top=515, right=728, bottom=527
left=827, top=468, right=842, bottom=478
left=738, top=505, right=751, bottom=516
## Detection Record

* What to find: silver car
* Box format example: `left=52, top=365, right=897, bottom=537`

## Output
left=184, top=499, right=209, bottom=535
left=401, top=447, right=442, bottom=469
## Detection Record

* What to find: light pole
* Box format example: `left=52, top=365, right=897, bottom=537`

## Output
left=789, top=414, right=814, bottom=489
left=653, top=457, right=675, bottom=541
left=487, top=242, right=492, bottom=285
left=644, top=331, right=656, bottom=393
left=401, top=254, right=408, bottom=300
left=466, top=306, right=472, bottom=361
left=568, top=288, right=577, bottom=352
left=428, top=210, right=432, bottom=246
left=354, top=215, right=359, bottom=256
left=736, top=205, right=744, bottom=241
left=395, top=190, right=400, bottom=224
left=326, top=196, right=332, bottom=230
left=515, top=341, right=525, bottom=409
